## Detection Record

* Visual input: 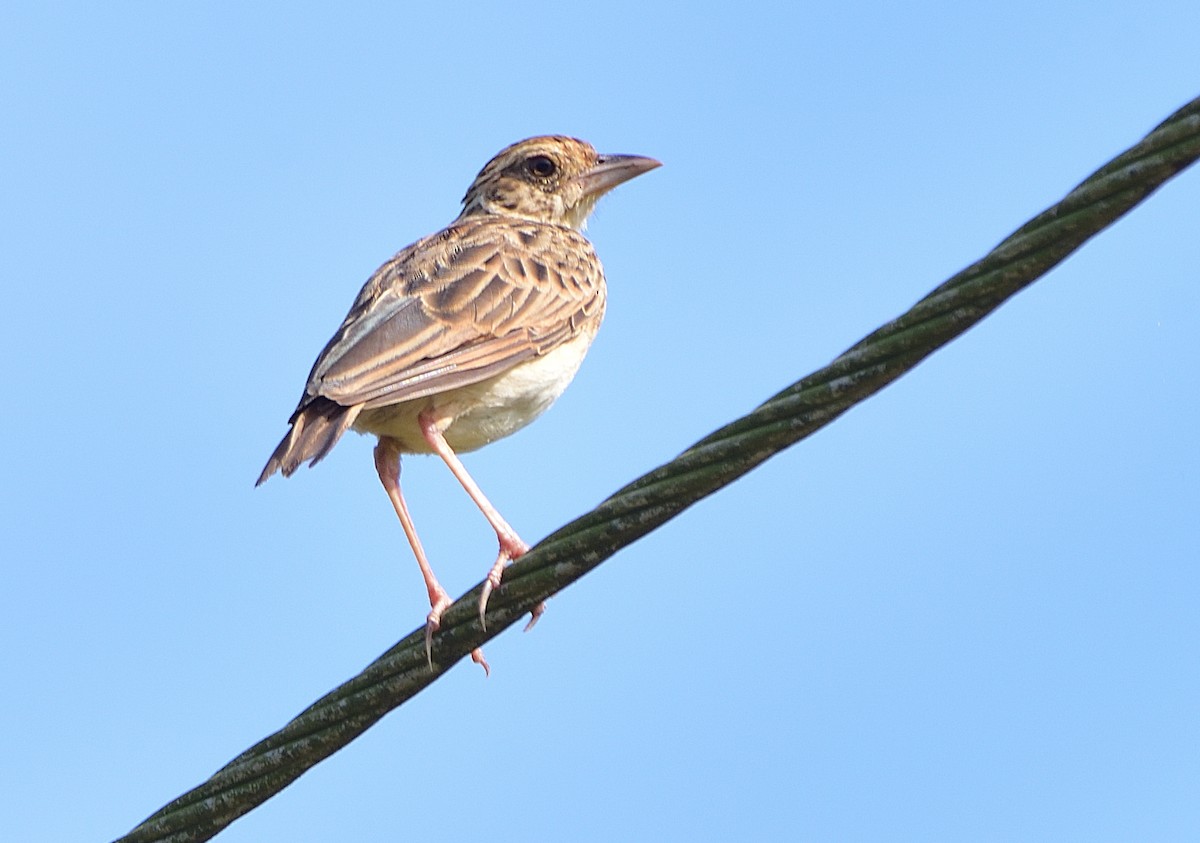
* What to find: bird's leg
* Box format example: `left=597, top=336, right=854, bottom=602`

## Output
left=373, top=437, right=489, bottom=675
left=417, top=410, right=545, bottom=631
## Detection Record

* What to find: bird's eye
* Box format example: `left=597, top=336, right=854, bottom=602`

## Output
left=527, top=155, right=557, bottom=178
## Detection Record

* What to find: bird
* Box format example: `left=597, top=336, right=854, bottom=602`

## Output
left=257, top=136, right=660, bottom=673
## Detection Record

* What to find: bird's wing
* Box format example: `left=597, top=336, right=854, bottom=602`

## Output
left=295, top=217, right=604, bottom=414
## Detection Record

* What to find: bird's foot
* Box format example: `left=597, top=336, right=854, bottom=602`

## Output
left=478, top=535, right=530, bottom=629
left=425, top=591, right=489, bottom=676
left=424, top=593, right=453, bottom=670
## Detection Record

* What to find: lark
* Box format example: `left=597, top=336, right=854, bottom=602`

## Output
left=258, top=136, right=660, bottom=672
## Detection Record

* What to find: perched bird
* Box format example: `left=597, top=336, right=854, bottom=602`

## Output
left=257, top=136, right=660, bottom=672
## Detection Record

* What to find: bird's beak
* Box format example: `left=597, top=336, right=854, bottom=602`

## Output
left=575, top=153, right=662, bottom=199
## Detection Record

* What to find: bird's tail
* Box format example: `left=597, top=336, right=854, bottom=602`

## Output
left=256, top=398, right=362, bottom=485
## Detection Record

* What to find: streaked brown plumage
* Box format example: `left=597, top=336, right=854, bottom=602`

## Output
left=258, top=136, right=659, bottom=672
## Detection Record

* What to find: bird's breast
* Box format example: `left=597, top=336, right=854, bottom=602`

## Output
left=352, top=331, right=596, bottom=454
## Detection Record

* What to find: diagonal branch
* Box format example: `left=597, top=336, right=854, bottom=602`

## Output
left=114, top=95, right=1200, bottom=843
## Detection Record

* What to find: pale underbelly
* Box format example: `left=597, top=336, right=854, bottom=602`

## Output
left=351, top=332, right=594, bottom=454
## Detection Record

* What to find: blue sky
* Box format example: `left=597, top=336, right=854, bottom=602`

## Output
left=3, top=3, right=1198, bottom=841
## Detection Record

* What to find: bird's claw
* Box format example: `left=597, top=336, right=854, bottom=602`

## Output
left=471, top=648, right=490, bottom=676
left=478, top=565, right=504, bottom=630
left=424, top=608, right=442, bottom=670
left=523, top=600, right=546, bottom=632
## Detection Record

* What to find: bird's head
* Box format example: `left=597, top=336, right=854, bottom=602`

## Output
left=458, top=136, right=660, bottom=230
